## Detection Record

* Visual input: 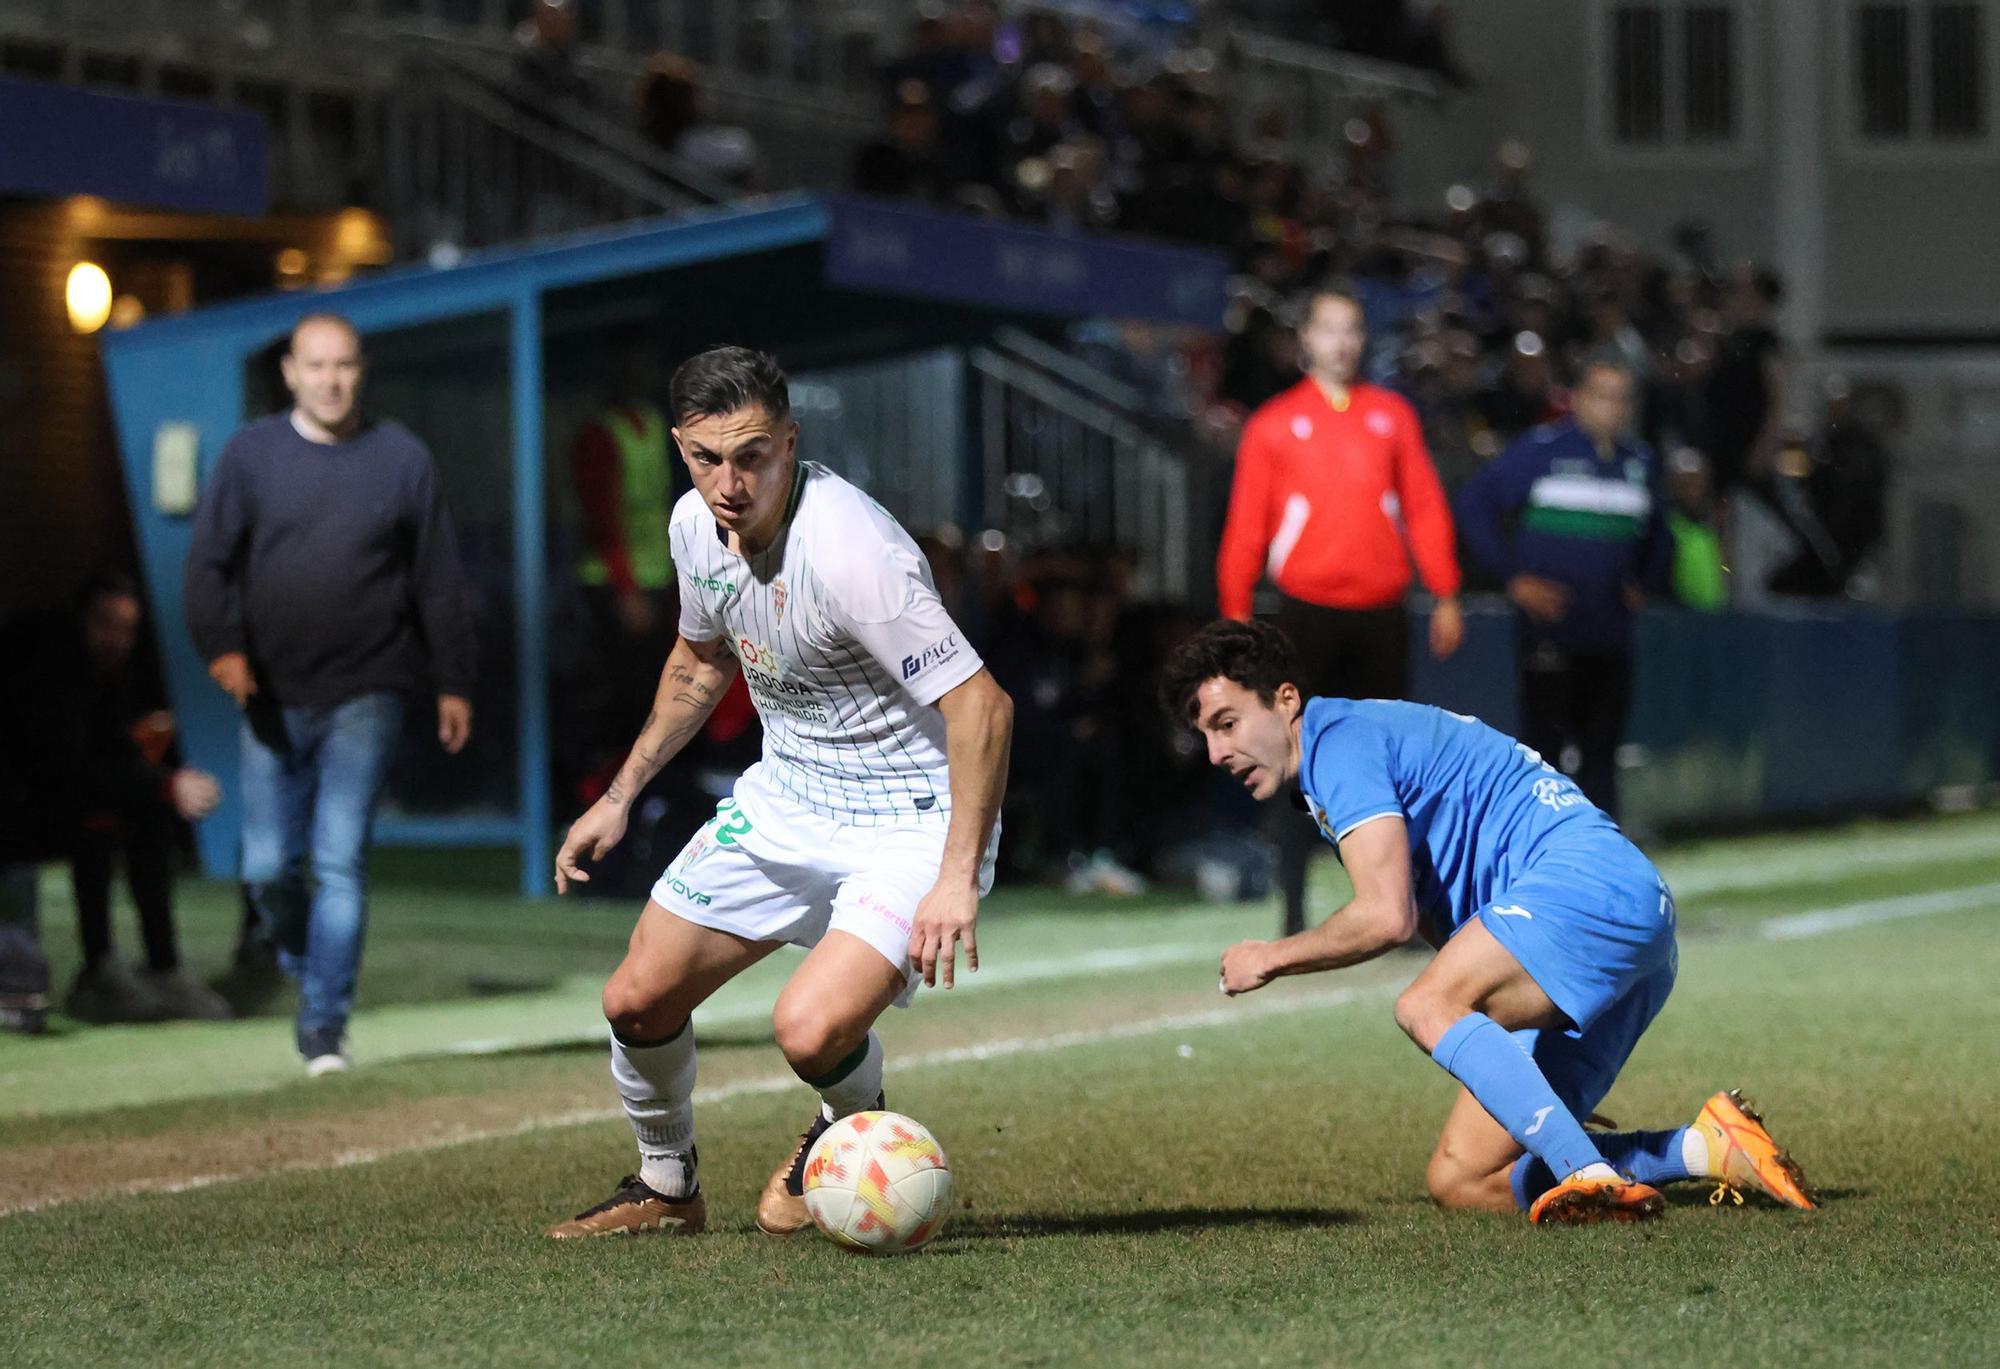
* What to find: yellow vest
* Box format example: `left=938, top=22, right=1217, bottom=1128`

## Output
left=578, top=405, right=675, bottom=590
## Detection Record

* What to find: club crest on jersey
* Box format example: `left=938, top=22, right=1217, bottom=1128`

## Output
left=736, top=635, right=830, bottom=722
left=773, top=577, right=788, bottom=626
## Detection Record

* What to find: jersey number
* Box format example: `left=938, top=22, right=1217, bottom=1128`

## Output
left=708, top=799, right=753, bottom=848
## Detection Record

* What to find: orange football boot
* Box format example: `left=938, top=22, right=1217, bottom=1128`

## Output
left=1529, top=1174, right=1667, bottom=1225
left=1691, top=1089, right=1816, bottom=1210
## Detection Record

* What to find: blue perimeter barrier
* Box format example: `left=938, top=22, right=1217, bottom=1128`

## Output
left=1409, top=602, right=2000, bottom=835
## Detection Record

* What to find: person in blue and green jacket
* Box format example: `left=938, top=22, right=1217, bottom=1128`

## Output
left=1456, top=354, right=1670, bottom=821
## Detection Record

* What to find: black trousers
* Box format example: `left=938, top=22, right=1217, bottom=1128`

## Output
left=1518, top=640, right=1632, bottom=821
left=72, top=799, right=180, bottom=973
left=1270, top=597, right=1411, bottom=936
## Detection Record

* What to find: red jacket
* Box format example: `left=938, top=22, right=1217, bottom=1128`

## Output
left=1217, top=379, right=1461, bottom=619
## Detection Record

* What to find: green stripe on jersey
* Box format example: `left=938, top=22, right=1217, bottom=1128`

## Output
left=1521, top=505, right=1645, bottom=541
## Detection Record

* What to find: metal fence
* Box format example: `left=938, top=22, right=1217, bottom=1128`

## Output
left=376, top=49, right=722, bottom=257
left=969, top=344, right=1193, bottom=603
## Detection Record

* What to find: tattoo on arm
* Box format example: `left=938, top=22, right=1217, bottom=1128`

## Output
left=603, top=647, right=731, bottom=807
left=665, top=664, right=718, bottom=710
left=671, top=680, right=716, bottom=709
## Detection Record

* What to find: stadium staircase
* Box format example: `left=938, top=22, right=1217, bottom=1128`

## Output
left=1, top=0, right=1443, bottom=246
left=966, top=327, right=1201, bottom=604
left=1, top=0, right=1435, bottom=601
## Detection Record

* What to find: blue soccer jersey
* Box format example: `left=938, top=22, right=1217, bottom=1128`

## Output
left=1297, top=697, right=1624, bottom=938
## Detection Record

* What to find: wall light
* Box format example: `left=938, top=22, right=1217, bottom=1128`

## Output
left=66, top=261, right=113, bottom=334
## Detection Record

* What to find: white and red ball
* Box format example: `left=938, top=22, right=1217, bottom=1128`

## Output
left=801, top=1110, right=954, bottom=1254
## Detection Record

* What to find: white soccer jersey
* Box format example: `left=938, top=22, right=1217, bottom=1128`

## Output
left=670, top=461, right=983, bottom=827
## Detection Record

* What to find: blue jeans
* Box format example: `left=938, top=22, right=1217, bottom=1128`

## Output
left=239, top=691, right=403, bottom=1054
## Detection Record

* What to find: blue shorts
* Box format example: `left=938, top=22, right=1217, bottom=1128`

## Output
left=1471, top=832, right=1679, bottom=1115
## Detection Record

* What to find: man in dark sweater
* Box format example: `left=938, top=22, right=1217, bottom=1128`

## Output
left=1455, top=354, right=1670, bottom=820
left=184, top=311, right=476, bottom=1073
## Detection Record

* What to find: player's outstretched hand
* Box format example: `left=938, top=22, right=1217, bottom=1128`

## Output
left=1220, top=939, right=1277, bottom=996
left=555, top=799, right=628, bottom=895
left=910, top=881, right=979, bottom=989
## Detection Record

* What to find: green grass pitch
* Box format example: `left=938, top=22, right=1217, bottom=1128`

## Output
left=4, top=813, right=1999, bottom=1367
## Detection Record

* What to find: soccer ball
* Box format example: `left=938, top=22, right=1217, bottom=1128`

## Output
left=801, top=1110, right=954, bottom=1254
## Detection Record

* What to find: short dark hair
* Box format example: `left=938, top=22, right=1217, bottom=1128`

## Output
left=1159, top=618, right=1304, bottom=724
left=669, top=345, right=791, bottom=425
left=1575, top=348, right=1634, bottom=386
left=77, top=567, right=142, bottom=613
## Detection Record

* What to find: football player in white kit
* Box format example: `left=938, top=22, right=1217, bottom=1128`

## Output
left=546, top=346, right=1013, bottom=1239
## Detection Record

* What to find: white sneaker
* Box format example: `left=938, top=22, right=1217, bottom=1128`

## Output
left=305, top=1053, right=350, bottom=1078
left=1064, top=850, right=1149, bottom=897
left=1085, top=850, right=1148, bottom=897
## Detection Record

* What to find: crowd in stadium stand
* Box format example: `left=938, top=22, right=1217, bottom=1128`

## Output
left=848, top=1, right=1890, bottom=608
left=841, top=1, right=1894, bottom=893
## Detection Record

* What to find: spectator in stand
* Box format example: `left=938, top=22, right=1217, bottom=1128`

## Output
left=852, top=84, right=957, bottom=202
left=638, top=54, right=761, bottom=191
left=1702, top=267, right=1787, bottom=503
left=1767, top=375, right=1891, bottom=599
left=568, top=327, right=678, bottom=795
left=0, top=573, right=231, bottom=1023
left=1664, top=448, right=1728, bottom=611
left=184, top=312, right=477, bottom=1075
left=1456, top=354, right=1670, bottom=819
left=1478, top=330, right=1560, bottom=441
left=987, top=553, right=1150, bottom=895
left=0, top=861, right=44, bottom=1034
left=1217, top=286, right=1464, bottom=935
left=1219, top=301, right=1302, bottom=413
left=515, top=0, right=591, bottom=109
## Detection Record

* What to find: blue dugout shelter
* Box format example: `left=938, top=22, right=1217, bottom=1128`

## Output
left=102, top=194, right=1227, bottom=896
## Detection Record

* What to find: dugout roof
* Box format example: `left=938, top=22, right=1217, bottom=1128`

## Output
left=100, top=194, right=1227, bottom=893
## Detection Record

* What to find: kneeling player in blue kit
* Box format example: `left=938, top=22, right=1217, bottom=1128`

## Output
left=1162, top=619, right=1814, bottom=1224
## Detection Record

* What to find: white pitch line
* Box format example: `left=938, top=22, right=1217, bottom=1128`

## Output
left=11, top=872, right=1996, bottom=1220
left=0, top=982, right=1393, bottom=1220
left=1665, top=827, right=2000, bottom=898
left=439, top=940, right=1229, bottom=1058
left=1758, top=880, right=2000, bottom=940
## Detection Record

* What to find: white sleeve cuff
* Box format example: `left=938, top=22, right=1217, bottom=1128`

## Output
left=1335, top=810, right=1403, bottom=840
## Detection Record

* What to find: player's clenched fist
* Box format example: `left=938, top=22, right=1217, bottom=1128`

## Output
left=555, top=799, right=629, bottom=894
left=1220, top=939, right=1277, bottom=996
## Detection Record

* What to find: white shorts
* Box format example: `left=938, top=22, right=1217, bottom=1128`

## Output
left=650, top=764, right=998, bottom=1005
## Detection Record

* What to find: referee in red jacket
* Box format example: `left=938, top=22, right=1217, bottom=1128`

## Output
left=1217, top=287, right=1465, bottom=934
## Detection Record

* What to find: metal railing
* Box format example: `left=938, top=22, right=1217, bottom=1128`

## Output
left=1222, top=24, right=1445, bottom=156
left=4, top=0, right=1450, bottom=220
left=345, top=10, right=881, bottom=192
left=374, top=48, right=722, bottom=257
left=969, top=345, right=1193, bottom=603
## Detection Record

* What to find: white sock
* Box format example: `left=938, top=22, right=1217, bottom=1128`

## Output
left=1573, top=1160, right=1623, bottom=1184
left=1681, top=1126, right=1711, bottom=1177
left=811, top=1031, right=884, bottom=1120
left=610, top=1024, right=698, bottom=1198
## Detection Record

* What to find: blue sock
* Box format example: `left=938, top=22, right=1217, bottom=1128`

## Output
left=1510, top=1128, right=1693, bottom=1209
left=1430, top=1013, right=1606, bottom=1183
